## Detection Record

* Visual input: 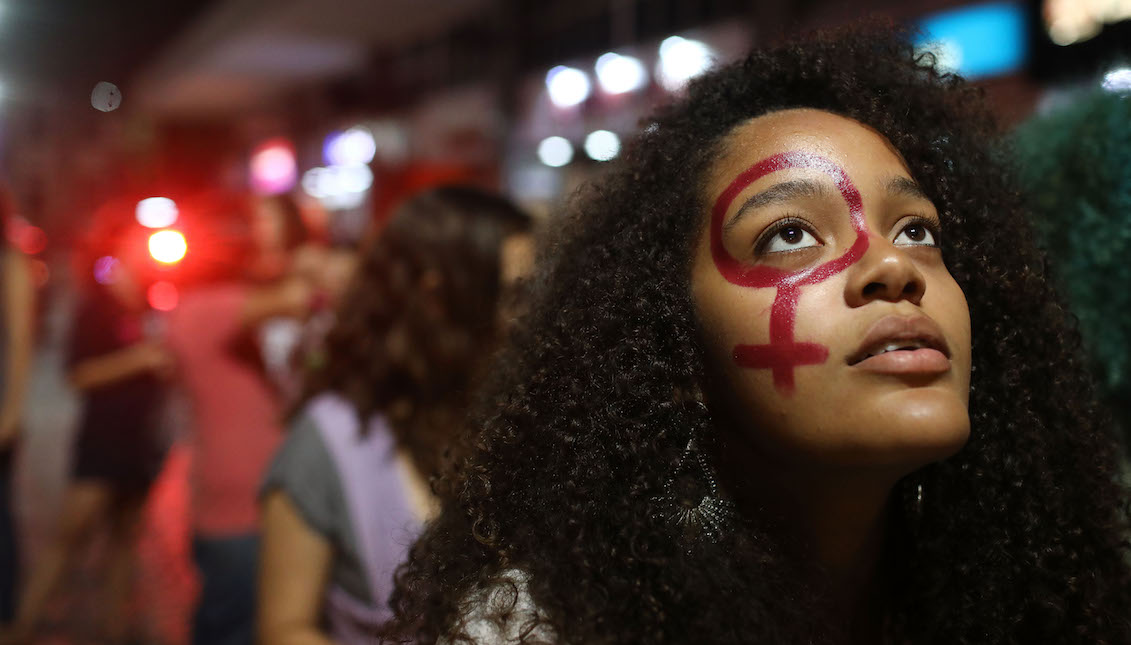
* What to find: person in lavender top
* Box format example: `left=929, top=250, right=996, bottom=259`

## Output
left=257, top=186, right=533, bottom=645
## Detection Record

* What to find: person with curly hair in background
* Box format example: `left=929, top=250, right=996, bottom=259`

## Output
left=385, top=24, right=1131, bottom=645
left=257, top=187, right=533, bottom=645
left=1012, top=88, right=1131, bottom=446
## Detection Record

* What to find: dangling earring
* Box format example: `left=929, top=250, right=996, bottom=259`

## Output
left=652, top=401, right=737, bottom=543
left=902, top=476, right=925, bottom=532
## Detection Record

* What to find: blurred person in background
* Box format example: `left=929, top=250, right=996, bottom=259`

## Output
left=0, top=188, right=35, bottom=629
left=386, top=25, right=1131, bottom=644
left=1012, top=88, right=1131, bottom=445
left=164, top=193, right=314, bottom=645
left=254, top=194, right=357, bottom=404
left=257, top=187, right=532, bottom=645
left=3, top=220, right=171, bottom=645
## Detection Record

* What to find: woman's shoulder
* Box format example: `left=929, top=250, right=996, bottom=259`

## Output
left=299, top=392, right=392, bottom=442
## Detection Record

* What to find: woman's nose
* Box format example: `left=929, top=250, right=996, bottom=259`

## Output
left=843, top=236, right=926, bottom=308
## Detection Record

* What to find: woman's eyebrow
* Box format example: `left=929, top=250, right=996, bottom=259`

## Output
left=725, top=179, right=831, bottom=232
left=884, top=175, right=930, bottom=201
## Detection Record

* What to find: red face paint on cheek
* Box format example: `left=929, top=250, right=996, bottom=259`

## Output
left=709, top=151, right=870, bottom=393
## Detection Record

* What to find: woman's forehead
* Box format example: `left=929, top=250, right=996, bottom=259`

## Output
left=707, top=109, right=913, bottom=196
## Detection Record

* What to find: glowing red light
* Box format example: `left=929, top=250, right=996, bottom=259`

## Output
left=18, top=226, right=47, bottom=255
left=147, top=281, right=179, bottom=312
left=5, top=218, right=48, bottom=255
left=148, top=230, right=187, bottom=264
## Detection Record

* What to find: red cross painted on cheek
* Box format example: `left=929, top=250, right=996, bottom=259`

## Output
left=709, top=151, right=871, bottom=394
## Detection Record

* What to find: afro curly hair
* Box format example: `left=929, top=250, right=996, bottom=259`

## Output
left=387, top=23, right=1131, bottom=645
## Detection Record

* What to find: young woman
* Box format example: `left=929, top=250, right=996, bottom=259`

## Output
left=5, top=225, right=171, bottom=644
left=163, top=194, right=314, bottom=645
left=257, top=186, right=533, bottom=645
left=387, top=25, right=1131, bottom=644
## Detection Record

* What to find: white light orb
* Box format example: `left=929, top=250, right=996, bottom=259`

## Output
left=537, top=136, right=574, bottom=167
left=135, top=197, right=179, bottom=229
left=546, top=66, right=592, bottom=108
left=584, top=130, right=621, bottom=161
left=657, top=36, right=714, bottom=92
left=595, top=53, right=647, bottom=94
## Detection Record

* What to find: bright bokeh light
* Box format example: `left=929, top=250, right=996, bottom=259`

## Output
left=657, top=36, right=714, bottom=92
left=324, top=126, right=377, bottom=166
left=546, top=66, right=592, bottom=108
left=5, top=218, right=47, bottom=255
left=1045, top=0, right=1131, bottom=45
left=537, top=136, right=574, bottom=167
left=917, top=39, right=964, bottom=75
left=302, top=164, right=373, bottom=210
left=584, top=130, right=621, bottom=161
left=916, top=3, right=1027, bottom=79
left=148, top=230, right=187, bottom=264
left=147, top=281, right=179, bottom=312
left=135, top=197, right=179, bottom=229
left=595, top=52, right=648, bottom=94
left=249, top=138, right=297, bottom=195
left=1102, top=67, right=1131, bottom=92
left=93, top=256, right=119, bottom=285
left=16, top=225, right=47, bottom=255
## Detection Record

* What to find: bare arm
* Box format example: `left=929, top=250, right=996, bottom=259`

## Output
left=257, top=490, right=337, bottom=645
left=239, top=277, right=312, bottom=329
left=67, top=341, right=170, bottom=392
left=0, top=250, right=35, bottom=448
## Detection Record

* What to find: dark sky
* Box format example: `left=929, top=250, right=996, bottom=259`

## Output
left=0, top=0, right=218, bottom=102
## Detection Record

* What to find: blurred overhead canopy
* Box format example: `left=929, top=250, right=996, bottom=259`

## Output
left=133, top=0, right=490, bottom=117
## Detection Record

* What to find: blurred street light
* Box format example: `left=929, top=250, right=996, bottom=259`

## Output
left=148, top=230, right=187, bottom=264
left=596, top=53, right=648, bottom=94
left=250, top=138, right=297, bottom=195
left=537, top=136, right=574, bottom=167
left=324, top=126, right=377, bottom=166
left=546, top=65, right=592, bottom=108
left=584, top=130, right=621, bottom=161
left=657, top=36, right=714, bottom=92
left=135, top=197, right=179, bottom=229
left=1103, top=67, right=1131, bottom=92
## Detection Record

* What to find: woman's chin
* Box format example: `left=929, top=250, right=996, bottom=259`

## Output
left=849, top=388, right=972, bottom=468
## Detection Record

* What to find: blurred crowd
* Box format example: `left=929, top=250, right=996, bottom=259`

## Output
left=0, top=181, right=535, bottom=644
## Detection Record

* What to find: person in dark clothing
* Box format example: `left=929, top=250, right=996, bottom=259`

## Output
left=3, top=231, right=171, bottom=644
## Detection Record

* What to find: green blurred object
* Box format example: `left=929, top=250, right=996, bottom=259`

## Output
left=1013, top=88, right=1131, bottom=438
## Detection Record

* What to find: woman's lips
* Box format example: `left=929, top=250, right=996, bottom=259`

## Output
left=850, top=347, right=950, bottom=374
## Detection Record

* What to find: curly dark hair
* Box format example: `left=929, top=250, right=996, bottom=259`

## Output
left=296, top=186, right=532, bottom=477
left=387, top=24, right=1131, bottom=644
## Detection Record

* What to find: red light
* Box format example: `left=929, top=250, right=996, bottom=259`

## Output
left=147, top=281, right=179, bottom=311
left=5, top=218, right=47, bottom=255
left=148, top=230, right=187, bottom=264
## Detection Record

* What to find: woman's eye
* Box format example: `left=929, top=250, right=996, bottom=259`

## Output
left=893, top=222, right=938, bottom=247
left=761, top=225, right=821, bottom=254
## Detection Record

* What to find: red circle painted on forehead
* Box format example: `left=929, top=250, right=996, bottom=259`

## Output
left=710, top=151, right=870, bottom=288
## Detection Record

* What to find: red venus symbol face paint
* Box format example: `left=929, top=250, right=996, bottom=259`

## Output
left=710, top=151, right=870, bottom=393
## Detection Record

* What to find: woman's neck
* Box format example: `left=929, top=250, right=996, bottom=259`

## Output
left=715, top=441, right=900, bottom=641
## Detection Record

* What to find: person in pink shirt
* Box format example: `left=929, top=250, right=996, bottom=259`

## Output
left=165, top=194, right=312, bottom=645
